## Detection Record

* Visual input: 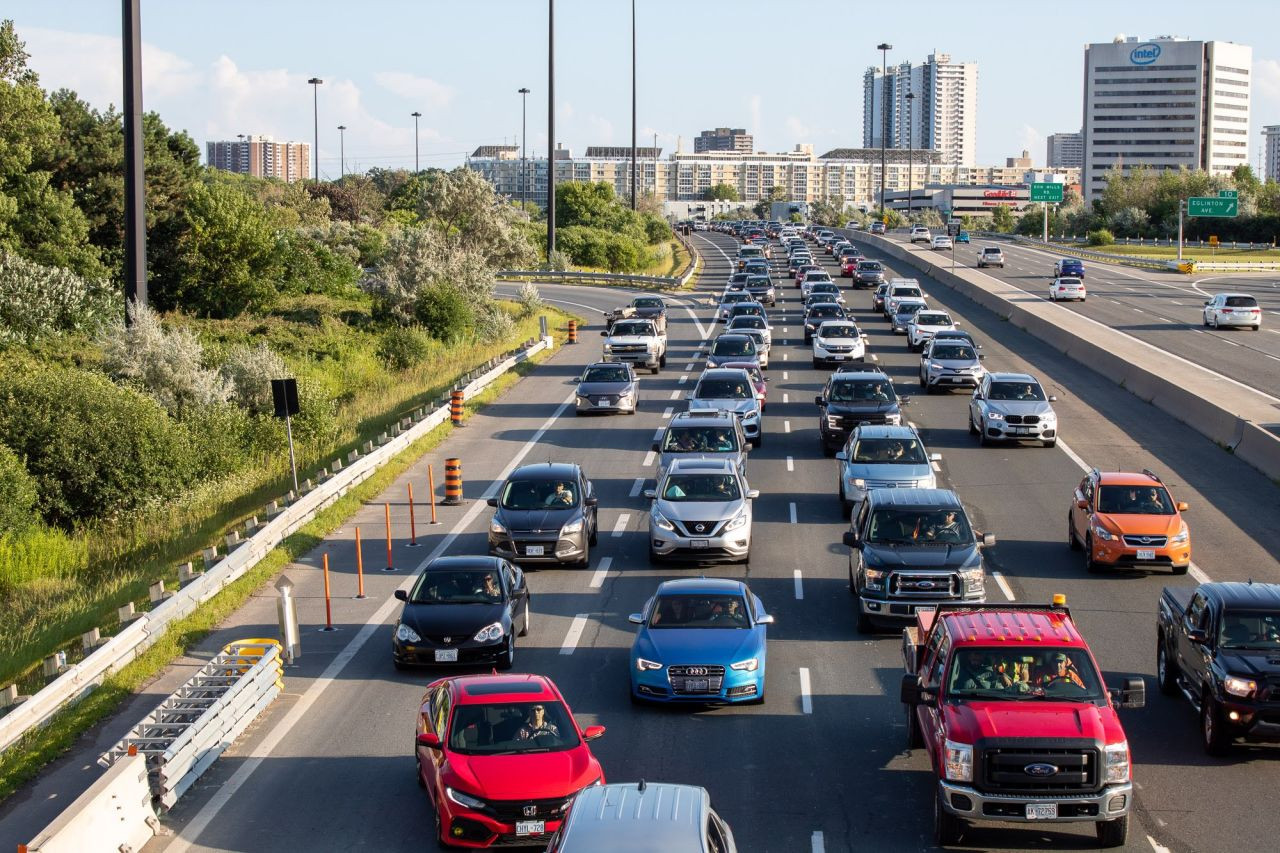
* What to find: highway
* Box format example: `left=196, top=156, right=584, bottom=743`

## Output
left=4, top=229, right=1279, bottom=853
left=878, top=231, right=1280, bottom=398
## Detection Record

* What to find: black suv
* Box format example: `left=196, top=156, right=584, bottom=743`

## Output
left=815, top=368, right=907, bottom=453
left=487, top=462, right=598, bottom=567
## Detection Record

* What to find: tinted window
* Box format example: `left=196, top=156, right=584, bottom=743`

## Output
left=809, top=306, right=843, bottom=319
left=1224, top=296, right=1258, bottom=307
left=662, top=427, right=738, bottom=452
left=612, top=322, right=651, bottom=336
left=634, top=297, right=663, bottom=308
left=501, top=478, right=580, bottom=509
left=712, top=337, right=756, bottom=356
left=1096, top=485, right=1175, bottom=515
left=820, top=325, right=858, bottom=339
left=649, top=594, right=750, bottom=628
left=1219, top=611, right=1280, bottom=650
left=410, top=570, right=504, bottom=604
left=583, top=366, right=630, bottom=383
left=915, top=313, right=951, bottom=325
left=892, top=287, right=922, bottom=298
left=931, top=345, right=975, bottom=360
left=697, top=378, right=753, bottom=399
left=730, top=316, right=766, bottom=329
left=866, top=508, right=972, bottom=544
left=829, top=379, right=896, bottom=402
left=895, top=303, right=926, bottom=317
left=850, top=437, right=927, bottom=464
left=860, top=262, right=882, bottom=270
left=987, top=381, right=1046, bottom=401
left=448, top=700, right=580, bottom=754
left=661, top=474, right=742, bottom=501
left=946, top=647, right=1104, bottom=702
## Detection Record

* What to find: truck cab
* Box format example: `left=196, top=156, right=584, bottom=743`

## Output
left=901, top=599, right=1144, bottom=848
left=601, top=318, right=667, bottom=374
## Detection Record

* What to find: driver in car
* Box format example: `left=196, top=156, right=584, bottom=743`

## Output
left=924, top=510, right=962, bottom=542
left=544, top=482, right=574, bottom=506
left=1038, top=652, right=1086, bottom=689
left=516, top=704, right=560, bottom=740
left=1017, top=383, right=1038, bottom=400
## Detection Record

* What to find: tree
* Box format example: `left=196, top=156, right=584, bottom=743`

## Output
left=703, top=183, right=739, bottom=201
left=990, top=205, right=1016, bottom=233
left=362, top=226, right=496, bottom=325
left=416, top=168, right=537, bottom=268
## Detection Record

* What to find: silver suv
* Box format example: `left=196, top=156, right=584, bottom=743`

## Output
left=977, top=246, right=1005, bottom=268
left=654, top=410, right=748, bottom=478
left=688, top=368, right=762, bottom=447
left=645, top=458, right=757, bottom=563
left=919, top=337, right=984, bottom=393
left=546, top=781, right=737, bottom=853
left=835, top=424, right=939, bottom=512
left=969, top=372, right=1059, bottom=448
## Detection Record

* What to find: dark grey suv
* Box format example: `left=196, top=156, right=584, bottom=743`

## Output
left=487, top=463, right=598, bottom=567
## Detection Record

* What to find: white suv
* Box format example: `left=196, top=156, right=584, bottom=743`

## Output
left=976, top=247, right=1005, bottom=268
left=812, top=321, right=866, bottom=368
left=910, top=226, right=932, bottom=244
left=906, top=310, right=957, bottom=352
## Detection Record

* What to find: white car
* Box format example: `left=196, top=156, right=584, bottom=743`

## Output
left=883, top=280, right=926, bottom=318
left=1049, top=277, right=1087, bottom=302
left=906, top=310, right=957, bottom=352
left=800, top=271, right=835, bottom=297
left=1202, top=293, right=1262, bottom=330
left=812, top=320, right=866, bottom=368
left=910, top=226, right=932, bottom=244
left=726, top=314, right=772, bottom=349
left=931, top=235, right=953, bottom=250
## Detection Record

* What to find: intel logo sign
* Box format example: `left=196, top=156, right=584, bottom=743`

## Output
left=1130, top=43, right=1161, bottom=65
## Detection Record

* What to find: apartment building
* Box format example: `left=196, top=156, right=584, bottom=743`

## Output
left=694, top=127, right=754, bottom=154
left=206, top=135, right=311, bottom=183
left=1262, top=125, right=1280, bottom=182
left=1046, top=131, right=1084, bottom=168
left=863, top=52, right=978, bottom=167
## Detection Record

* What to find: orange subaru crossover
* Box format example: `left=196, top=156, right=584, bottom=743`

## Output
left=1068, top=468, right=1190, bottom=574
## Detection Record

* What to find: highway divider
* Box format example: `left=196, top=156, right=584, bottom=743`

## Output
left=846, top=230, right=1280, bottom=483
left=22, top=751, right=157, bottom=852
left=0, top=335, right=554, bottom=756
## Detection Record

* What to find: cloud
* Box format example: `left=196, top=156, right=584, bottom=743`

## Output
left=372, top=71, right=455, bottom=109
left=1015, top=124, right=1043, bottom=160
left=785, top=116, right=812, bottom=141
left=21, top=26, right=201, bottom=108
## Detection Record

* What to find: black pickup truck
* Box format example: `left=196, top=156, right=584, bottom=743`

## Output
left=1156, top=582, right=1280, bottom=754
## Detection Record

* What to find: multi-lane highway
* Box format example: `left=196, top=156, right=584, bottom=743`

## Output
left=4, top=227, right=1279, bottom=853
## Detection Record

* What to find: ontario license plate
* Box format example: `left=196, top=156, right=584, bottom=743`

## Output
left=515, top=820, right=545, bottom=836
left=596, top=400, right=611, bottom=407
left=434, top=649, right=458, bottom=663
left=685, top=679, right=709, bottom=692
left=1026, top=804, right=1057, bottom=820
left=1137, top=549, right=1156, bottom=560
left=691, top=539, right=709, bottom=549
left=525, top=545, right=545, bottom=556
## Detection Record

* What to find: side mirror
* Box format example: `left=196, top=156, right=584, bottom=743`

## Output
left=1111, top=677, right=1146, bottom=710
left=900, top=673, right=935, bottom=707
left=978, top=353, right=986, bottom=360
left=584, top=496, right=598, bottom=507
left=583, top=724, right=606, bottom=741
left=815, top=395, right=825, bottom=406
left=900, top=397, right=912, bottom=405
left=627, top=613, right=644, bottom=625
left=486, top=498, right=498, bottom=507
left=651, top=442, right=660, bottom=453
left=842, top=531, right=862, bottom=549
left=756, top=614, right=776, bottom=625
left=643, top=489, right=656, bottom=499
left=746, top=489, right=761, bottom=500
left=930, top=453, right=942, bottom=462
left=1075, top=499, right=1088, bottom=510
left=1176, top=501, right=1189, bottom=512
left=1188, top=628, right=1208, bottom=645
left=600, top=330, right=608, bottom=336
left=1048, top=395, right=1059, bottom=402
left=416, top=731, right=442, bottom=749
left=1203, top=300, right=1211, bottom=306
left=982, top=533, right=997, bottom=548
left=394, top=589, right=408, bottom=601
left=835, top=451, right=847, bottom=461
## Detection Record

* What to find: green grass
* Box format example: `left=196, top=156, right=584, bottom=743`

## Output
left=0, top=315, right=574, bottom=804
left=1084, top=243, right=1280, bottom=261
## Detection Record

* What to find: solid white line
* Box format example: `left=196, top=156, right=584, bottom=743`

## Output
left=1147, top=834, right=1173, bottom=853
left=589, top=557, right=612, bottom=589
left=992, top=571, right=1016, bottom=601
left=784, top=420, right=792, bottom=433
left=678, top=374, right=688, bottom=384
left=662, top=407, right=674, bottom=419
left=783, top=393, right=790, bottom=404
left=799, top=668, right=813, bottom=714
left=870, top=353, right=879, bottom=362
left=669, top=388, right=682, bottom=400
left=789, top=502, right=798, bottom=524
left=612, top=514, right=630, bottom=537
left=930, top=461, right=941, bottom=472
left=629, top=477, right=644, bottom=498
left=811, top=831, right=826, bottom=853
left=642, top=450, right=655, bottom=467
left=560, top=614, right=589, bottom=655
left=794, top=569, right=804, bottom=599
left=168, top=391, right=578, bottom=851
left=1220, top=339, right=1240, bottom=347
left=786, top=456, right=794, bottom=472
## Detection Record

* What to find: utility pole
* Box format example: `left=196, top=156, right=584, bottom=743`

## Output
left=337, top=125, right=346, bottom=181
left=518, top=87, right=530, bottom=211
left=411, top=111, right=422, bottom=173
left=877, top=43, right=893, bottom=220
left=906, top=90, right=915, bottom=219
left=308, top=78, right=323, bottom=182
left=1177, top=199, right=1185, bottom=262
left=122, top=0, right=147, bottom=319
left=547, top=0, right=556, bottom=260
left=630, top=0, right=637, bottom=210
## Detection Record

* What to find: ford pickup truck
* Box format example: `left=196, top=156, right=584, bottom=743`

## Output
left=1156, top=581, right=1280, bottom=755
left=901, top=598, right=1144, bottom=847
left=600, top=318, right=666, bottom=374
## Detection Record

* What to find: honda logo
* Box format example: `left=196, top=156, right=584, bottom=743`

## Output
left=523, top=805, right=538, bottom=817
left=1024, top=763, right=1059, bottom=777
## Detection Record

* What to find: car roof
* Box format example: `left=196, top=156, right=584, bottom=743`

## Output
left=668, top=457, right=736, bottom=474
left=1202, top=581, right=1280, bottom=609
left=832, top=367, right=889, bottom=379
left=585, top=361, right=631, bottom=370
left=1094, top=470, right=1168, bottom=487
left=656, top=577, right=748, bottom=595
left=987, top=372, right=1038, bottom=383
left=509, top=462, right=580, bottom=480
left=670, top=409, right=736, bottom=423
left=1213, top=292, right=1255, bottom=299
left=425, top=555, right=505, bottom=572
left=940, top=609, right=1085, bottom=646
left=853, top=424, right=921, bottom=440
left=448, top=674, right=561, bottom=705
left=866, top=487, right=964, bottom=509
left=699, top=367, right=752, bottom=379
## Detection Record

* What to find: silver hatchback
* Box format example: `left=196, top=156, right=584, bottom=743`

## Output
left=646, top=458, right=757, bottom=563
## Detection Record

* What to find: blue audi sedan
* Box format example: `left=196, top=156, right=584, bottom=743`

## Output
left=628, top=578, right=773, bottom=704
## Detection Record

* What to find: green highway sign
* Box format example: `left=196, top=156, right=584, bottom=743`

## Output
left=1218, top=189, right=1238, bottom=198
left=1029, top=182, right=1064, bottom=203
left=1187, top=196, right=1238, bottom=217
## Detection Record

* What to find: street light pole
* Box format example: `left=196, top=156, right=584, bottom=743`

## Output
left=411, top=111, right=422, bottom=173
left=905, top=91, right=915, bottom=220
left=337, top=125, right=346, bottom=181
left=307, top=78, right=323, bottom=182
left=877, top=43, right=893, bottom=220
left=630, top=0, right=637, bottom=210
left=518, top=88, right=530, bottom=211
left=122, top=0, right=147, bottom=318
left=547, top=0, right=556, bottom=260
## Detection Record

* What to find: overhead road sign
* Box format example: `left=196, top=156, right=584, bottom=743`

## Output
left=1029, top=182, right=1064, bottom=203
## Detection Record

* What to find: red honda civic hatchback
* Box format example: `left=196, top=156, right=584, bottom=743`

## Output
left=415, top=674, right=606, bottom=848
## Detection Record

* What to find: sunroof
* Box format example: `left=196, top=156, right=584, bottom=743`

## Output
left=463, top=681, right=544, bottom=696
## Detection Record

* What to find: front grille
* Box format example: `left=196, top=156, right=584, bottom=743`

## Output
left=1004, top=415, right=1040, bottom=425
left=1122, top=535, right=1168, bottom=547
left=863, top=479, right=919, bottom=489
left=676, top=519, right=723, bottom=537
left=824, top=345, right=855, bottom=353
left=840, top=414, right=887, bottom=430
left=979, top=746, right=1099, bottom=794
left=611, top=344, right=647, bottom=354
left=890, top=572, right=959, bottom=598
left=669, top=664, right=726, bottom=694
left=485, top=796, right=573, bottom=823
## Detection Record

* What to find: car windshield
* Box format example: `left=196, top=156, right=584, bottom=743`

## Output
left=851, top=438, right=928, bottom=464
left=729, top=273, right=750, bottom=284
left=809, top=306, right=843, bottom=319
left=661, top=474, right=742, bottom=502
left=649, top=594, right=750, bottom=629
left=1058, top=278, right=1083, bottom=286
left=662, top=426, right=738, bottom=452
left=612, top=322, right=651, bottom=337
left=916, top=313, right=951, bottom=326
left=805, top=274, right=832, bottom=282
left=1218, top=611, right=1280, bottom=650
left=829, top=379, right=897, bottom=403
left=1096, top=485, right=1175, bottom=515
left=813, top=284, right=839, bottom=294
left=867, top=507, right=973, bottom=544
left=892, top=287, right=922, bottom=299
left=988, top=381, right=1046, bottom=401
left=721, top=294, right=749, bottom=305
left=860, top=262, right=882, bottom=270
left=983, top=249, right=1002, bottom=256
left=820, top=325, right=858, bottom=340
left=712, top=338, right=756, bottom=356
left=410, top=569, right=503, bottom=604
left=746, top=277, right=771, bottom=287
left=634, top=297, right=663, bottom=309
left=697, top=378, right=753, bottom=399
left=730, top=316, right=766, bottom=330
left=931, top=344, right=976, bottom=361
left=500, top=479, right=580, bottom=510
left=730, top=306, right=763, bottom=317
left=448, top=700, right=580, bottom=754
left=1224, top=296, right=1258, bottom=307
left=582, top=366, right=630, bottom=383
left=895, top=303, right=926, bottom=317
left=946, top=647, right=1105, bottom=702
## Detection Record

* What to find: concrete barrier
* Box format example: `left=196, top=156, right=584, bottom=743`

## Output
left=24, top=752, right=156, bottom=852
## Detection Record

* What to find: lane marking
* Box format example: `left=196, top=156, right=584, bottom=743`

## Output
left=930, top=460, right=941, bottom=472
left=789, top=502, right=798, bottom=524
left=589, top=557, right=613, bottom=589
left=783, top=327, right=790, bottom=333
left=653, top=428, right=665, bottom=441
left=629, top=477, right=644, bottom=498
left=560, top=614, right=589, bottom=654
left=992, top=571, right=1016, bottom=601
left=784, top=420, right=792, bottom=433
left=1147, top=835, right=1173, bottom=853
left=612, top=514, right=630, bottom=537
left=786, top=456, right=794, bottom=472
left=794, top=569, right=804, bottom=599
left=812, top=831, right=826, bottom=853
left=799, top=667, right=813, bottom=714
left=642, top=450, right=655, bottom=467
left=678, top=374, right=688, bottom=384
left=783, top=393, right=790, bottom=404
left=662, top=407, right=674, bottom=419
left=669, top=389, right=682, bottom=400
left=782, top=352, right=789, bottom=360
left=684, top=362, right=695, bottom=371
left=783, top=371, right=789, bottom=380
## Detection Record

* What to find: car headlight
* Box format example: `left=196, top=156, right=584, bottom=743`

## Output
left=730, top=658, right=759, bottom=672
left=1104, top=741, right=1130, bottom=784
left=635, top=657, right=663, bottom=672
left=1224, top=675, right=1257, bottom=698
left=446, top=787, right=487, bottom=810
left=959, top=566, right=985, bottom=594
left=1041, top=411, right=1057, bottom=423
left=1092, top=524, right=1115, bottom=541
left=929, top=362, right=944, bottom=372
left=986, top=411, right=1004, bottom=421
left=1170, top=523, right=1189, bottom=545
left=944, top=740, right=973, bottom=782
left=724, top=511, right=748, bottom=531
left=490, top=519, right=507, bottom=535
left=651, top=507, right=675, bottom=531
left=846, top=477, right=867, bottom=489
left=864, top=567, right=887, bottom=590
left=561, top=518, right=583, bottom=536
left=602, top=344, right=613, bottom=353
left=473, top=622, right=504, bottom=643
left=396, top=623, right=421, bottom=643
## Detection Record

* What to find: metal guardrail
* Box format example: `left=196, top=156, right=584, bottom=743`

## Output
left=498, top=231, right=703, bottom=290
left=1004, top=236, right=1187, bottom=272
left=25, top=752, right=158, bottom=852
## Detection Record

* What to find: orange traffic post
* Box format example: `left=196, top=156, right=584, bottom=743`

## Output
left=407, top=483, right=420, bottom=546
left=450, top=390, right=465, bottom=427
left=383, top=503, right=396, bottom=572
left=428, top=464, right=440, bottom=524
left=320, top=552, right=336, bottom=631
left=567, top=319, right=578, bottom=343
left=354, top=527, right=366, bottom=599
left=443, top=458, right=463, bottom=506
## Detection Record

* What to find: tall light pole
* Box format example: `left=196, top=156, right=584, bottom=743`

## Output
left=122, top=0, right=147, bottom=317
left=518, top=88, right=530, bottom=210
left=630, top=0, right=637, bottom=210
left=547, top=0, right=556, bottom=260
left=905, top=91, right=915, bottom=218
left=410, top=111, right=422, bottom=173
left=307, top=78, right=323, bottom=182
left=337, top=125, right=346, bottom=181
left=877, top=43, right=892, bottom=218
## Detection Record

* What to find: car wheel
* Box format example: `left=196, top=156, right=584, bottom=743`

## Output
left=978, top=419, right=993, bottom=447
left=906, top=703, right=924, bottom=749
left=1096, top=815, right=1128, bottom=849
left=968, top=411, right=979, bottom=436
left=647, top=545, right=665, bottom=564
left=435, top=806, right=460, bottom=849
left=520, top=602, right=531, bottom=637
left=659, top=353, right=667, bottom=368
left=1253, top=325, right=1261, bottom=331
left=822, top=442, right=835, bottom=458
left=1202, top=693, right=1231, bottom=755
left=416, top=757, right=426, bottom=789
left=651, top=365, right=660, bottom=375
left=812, top=358, right=820, bottom=368
left=589, top=516, right=599, bottom=546
left=752, top=435, right=762, bottom=448
left=1172, top=561, right=1189, bottom=576
left=497, top=636, right=515, bottom=671
left=1084, top=535, right=1101, bottom=574
left=933, top=791, right=964, bottom=846
left=1157, top=639, right=1179, bottom=696
left=1202, top=313, right=1210, bottom=327
left=1067, top=512, right=1081, bottom=550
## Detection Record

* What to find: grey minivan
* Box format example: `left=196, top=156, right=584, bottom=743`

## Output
left=546, top=781, right=737, bottom=853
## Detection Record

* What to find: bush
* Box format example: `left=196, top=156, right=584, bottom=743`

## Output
left=0, top=444, right=39, bottom=536
left=475, top=303, right=516, bottom=344
left=0, top=364, right=196, bottom=526
left=542, top=250, right=571, bottom=272
left=181, top=402, right=255, bottom=479
left=413, top=284, right=475, bottom=343
left=376, top=325, right=433, bottom=370
left=219, top=342, right=288, bottom=415
left=0, top=254, right=116, bottom=344
left=516, top=281, right=542, bottom=317
left=1087, top=228, right=1116, bottom=246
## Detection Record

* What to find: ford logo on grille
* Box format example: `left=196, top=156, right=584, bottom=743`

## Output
left=1024, top=763, right=1059, bottom=777
left=685, top=666, right=709, bottom=676
left=914, top=581, right=936, bottom=590
left=523, top=805, right=538, bottom=817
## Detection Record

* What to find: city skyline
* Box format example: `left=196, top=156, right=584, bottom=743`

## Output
left=6, top=1, right=1280, bottom=178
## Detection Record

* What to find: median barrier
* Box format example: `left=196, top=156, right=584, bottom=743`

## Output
left=1234, top=421, right=1280, bottom=483
left=23, top=751, right=157, bottom=852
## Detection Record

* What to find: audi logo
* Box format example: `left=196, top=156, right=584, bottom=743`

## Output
left=684, top=667, right=709, bottom=676
left=442, top=637, right=452, bottom=644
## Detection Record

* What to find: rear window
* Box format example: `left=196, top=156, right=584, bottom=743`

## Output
left=1224, top=296, right=1258, bottom=308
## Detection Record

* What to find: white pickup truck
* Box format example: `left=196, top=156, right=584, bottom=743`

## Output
left=601, top=318, right=667, bottom=374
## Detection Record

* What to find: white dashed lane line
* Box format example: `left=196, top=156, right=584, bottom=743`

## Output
left=662, top=407, right=674, bottom=419
left=783, top=393, right=790, bottom=404
left=652, top=428, right=664, bottom=441
left=589, top=557, right=612, bottom=589
left=784, top=420, right=792, bottom=433
left=669, top=389, right=682, bottom=400
left=794, top=570, right=804, bottom=600
left=786, top=456, right=794, bottom=472
left=789, top=502, right=798, bottom=524
left=611, top=514, right=630, bottom=537
left=560, top=615, right=589, bottom=655
left=678, top=374, right=688, bottom=384
left=799, top=668, right=813, bottom=714
left=641, top=450, right=655, bottom=467
left=629, top=478, right=644, bottom=498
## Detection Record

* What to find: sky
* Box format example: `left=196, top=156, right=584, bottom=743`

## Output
left=7, top=0, right=1280, bottom=178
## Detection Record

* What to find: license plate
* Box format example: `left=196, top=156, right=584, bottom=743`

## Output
left=1012, top=427, right=1030, bottom=435
left=1026, top=804, right=1058, bottom=820
left=685, top=678, right=709, bottom=692
left=1137, top=549, right=1156, bottom=560
left=691, top=539, right=709, bottom=549
left=830, top=354, right=848, bottom=360
left=525, top=545, right=545, bottom=556
left=595, top=400, right=611, bottom=407
left=515, top=820, right=545, bottom=836
left=434, top=649, right=458, bottom=663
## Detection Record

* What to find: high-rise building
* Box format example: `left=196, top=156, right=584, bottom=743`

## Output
left=863, top=52, right=978, bottom=167
left=1081, top=37, right=1251, bottom=201
left=1263, top=125, right=1280, bottom=182
left=694, top=128, right=753, bottom=154
left=1046, top=132, right=1084, bottom=168
left=206, top=135, right=311, bottom=182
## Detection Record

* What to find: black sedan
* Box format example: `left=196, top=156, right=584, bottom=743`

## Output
left=392, top=556, right=530, bottom=670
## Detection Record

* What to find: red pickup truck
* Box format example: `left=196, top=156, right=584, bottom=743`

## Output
left=900, top=598, right=1145, bottom=847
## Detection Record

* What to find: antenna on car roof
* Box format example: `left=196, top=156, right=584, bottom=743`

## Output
left=637, top=779, right=647, bottom=793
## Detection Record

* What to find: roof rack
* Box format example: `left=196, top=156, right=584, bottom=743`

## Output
left=918, top=599, right=1073, bottom=620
